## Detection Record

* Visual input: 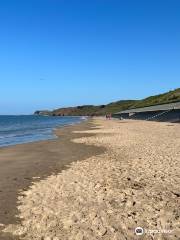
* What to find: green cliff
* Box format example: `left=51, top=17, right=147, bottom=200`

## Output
left=35, top=88, right=180, bottom=116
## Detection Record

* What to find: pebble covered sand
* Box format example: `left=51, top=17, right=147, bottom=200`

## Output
left=3, top=119, right=180, bottom=240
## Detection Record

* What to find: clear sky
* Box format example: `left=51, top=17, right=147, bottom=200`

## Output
left=0, top=0, right=180, bottom=114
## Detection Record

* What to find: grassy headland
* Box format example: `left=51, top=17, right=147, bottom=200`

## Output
left=35, top=88, right=180, bottom=116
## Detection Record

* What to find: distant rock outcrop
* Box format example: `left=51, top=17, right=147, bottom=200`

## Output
left=34, top=110, right=52, bottom=116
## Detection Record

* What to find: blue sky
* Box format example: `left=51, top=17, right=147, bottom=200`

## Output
left=0, top=0, right=180, bottom=114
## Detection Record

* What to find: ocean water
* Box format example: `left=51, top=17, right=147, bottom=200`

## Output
left=0, top=115, right=85, bottom=147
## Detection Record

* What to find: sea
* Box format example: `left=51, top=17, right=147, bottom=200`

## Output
left=0, top=115, right=85, bottom=148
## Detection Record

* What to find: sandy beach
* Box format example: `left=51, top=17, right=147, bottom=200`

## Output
left=0, top=120, right=104, bottom=240
left=1, top=118, right=180, bottom=239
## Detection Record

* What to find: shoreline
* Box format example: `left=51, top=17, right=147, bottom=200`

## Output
left=0, top=119, right=104, bottom=240
left=0, top=116, right=86, bottom=149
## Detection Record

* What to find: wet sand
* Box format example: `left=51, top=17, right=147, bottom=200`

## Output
left=0, top=120, right=104, bottom=240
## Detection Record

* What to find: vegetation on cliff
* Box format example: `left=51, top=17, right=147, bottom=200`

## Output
left=35, top=88, right=180, bottom=116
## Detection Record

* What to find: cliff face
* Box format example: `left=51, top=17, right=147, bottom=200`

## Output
left=34, top=88, right=180, bottom=116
